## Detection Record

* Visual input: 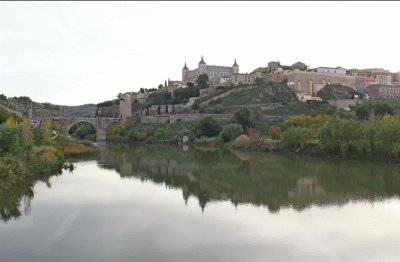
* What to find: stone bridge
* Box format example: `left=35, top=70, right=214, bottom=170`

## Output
left=30, top=117, right=120, bottom=142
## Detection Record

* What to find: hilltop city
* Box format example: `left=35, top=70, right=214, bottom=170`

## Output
left=110, top=55, right=400, bottom=124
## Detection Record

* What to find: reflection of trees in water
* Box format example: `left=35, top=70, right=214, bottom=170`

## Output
left=102, top=144, right=400, bottom=213
left=0, top=174, right=57, bottom=222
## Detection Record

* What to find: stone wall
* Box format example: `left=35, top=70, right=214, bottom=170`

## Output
left=140, top=115, right=170, bottom=124
left=328, top=99, right=364, bottom=110
left=169, top=113, right=232, bottom=123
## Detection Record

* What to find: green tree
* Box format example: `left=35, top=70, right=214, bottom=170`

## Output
left=281, top=127, right=311, bottom=150
left=195, top=116, right=222, bottom=137
left=221, top=123, right=244, bottom=142
left=233, top=107, right=255, bottom=129
left=0, top=125, right=20, bottom=156
left=196, top=74, right=209, bottom=89
left=355, top=102, right=393, bottom=121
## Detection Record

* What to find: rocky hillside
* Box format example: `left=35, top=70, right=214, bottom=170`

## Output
left=197, top=81, right=298, bottom=114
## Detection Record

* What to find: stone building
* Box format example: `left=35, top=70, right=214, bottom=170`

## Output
left=287, top=71, right=356, bottom=96
left=231, top=73, right=256, bottom=86
left=367, top=85, right=400, bottom=99
left=209, top=76, right=231, bottom=88
left=182, top=56, right=239, bottom=81
left=267, top=61, right=281, bottom=73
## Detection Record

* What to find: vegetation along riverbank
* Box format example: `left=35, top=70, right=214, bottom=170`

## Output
left=107, top=100, right=400, bottom=162
left=0, top=109, right=98, bottom=193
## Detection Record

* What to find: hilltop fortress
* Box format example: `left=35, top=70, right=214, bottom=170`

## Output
left=182, top=56, right=239, bottom=81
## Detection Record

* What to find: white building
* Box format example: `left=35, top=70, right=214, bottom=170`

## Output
left=376, top=75, right=392, bottom=85
left=315, top=67, right=347, bottom=75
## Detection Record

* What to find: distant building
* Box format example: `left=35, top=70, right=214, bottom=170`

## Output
left=267, top=61, right=281, bottom=73
left=182, top=56, right=239, bottom=81
left=209, top=76, right=231, bottom=88
left=346, top=69, right=369, bottom=77
left=315, top=67, right=347, bottom=75
left=287, top=71, right=356, bottom=96
left=230, top=73, right=256, bottom=86
left=376, top=75, right=392, bottom=85
left=367, top=85, right=400, bottom=99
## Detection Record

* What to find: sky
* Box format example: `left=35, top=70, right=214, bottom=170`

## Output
left=1, top=1, right=399, bottom=106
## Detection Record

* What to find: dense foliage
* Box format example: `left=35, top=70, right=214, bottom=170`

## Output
left=233, top=107, right=255, bottom=129
left=195, top=117, right=222, bottom=138
left=220, top=123, right=244, bottom=142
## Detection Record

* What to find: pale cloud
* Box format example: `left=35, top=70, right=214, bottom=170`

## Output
left=1, top=1, right=400, bottom=105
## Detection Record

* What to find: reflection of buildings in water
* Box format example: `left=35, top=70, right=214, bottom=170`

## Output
left=102, top=145, right=399, bottom=213
left=287, top=178, right=326, bottom=199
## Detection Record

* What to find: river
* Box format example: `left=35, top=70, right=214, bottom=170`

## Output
left=1, top=144, right=400, bottom=262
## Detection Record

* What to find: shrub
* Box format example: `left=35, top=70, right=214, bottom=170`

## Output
left=128, top=130, right=147, bottom=142
left=0, top=155, right=27, bottom=190
left=281, top=127, right=311, bottom=150
left=221, top=123, right=244, bottom=142
left=153, top=127, right=171, bottom=141
left=233, top=135, right=251, bottom=146
left=245, top=127, right=259, bottom=140
left=268, top=125, right=282, bottom=140
left=195, top=116, right=222, bottom=137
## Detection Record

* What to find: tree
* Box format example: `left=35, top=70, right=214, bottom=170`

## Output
left=221, top=123, right=244, bottom=142
left=355, top=102, right=393, bottom=121
left=195, top=116, right=222, bottom=137
left=0, top=125, right=20, bottom=156
left=196, top=74, right=209, bottom=89
left=233, top=107, right=255, bottom=129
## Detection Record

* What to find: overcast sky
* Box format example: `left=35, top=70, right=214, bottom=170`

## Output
left=1, top=1, right=399, bottom=106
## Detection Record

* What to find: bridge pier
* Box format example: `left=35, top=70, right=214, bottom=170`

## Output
left=96, top=128, right=107, bottom=142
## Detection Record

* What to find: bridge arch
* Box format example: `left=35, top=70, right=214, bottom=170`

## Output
left=66, top=120, right=98, bottom=135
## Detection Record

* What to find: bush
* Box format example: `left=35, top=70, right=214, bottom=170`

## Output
left=281, top=127, right=311, bottom=150
left=221, top=123, right=244, bottom=142
left=0, top=155, right=27, bottom=190
left=233, top=135, right=251, bottom=146
left=268, top=125, right=282, bottom=140
left=195, top=116, right=222, bottom=138
left=128, top=130, right=147, bottom=142
left=153, top=127, right=173, bottom=141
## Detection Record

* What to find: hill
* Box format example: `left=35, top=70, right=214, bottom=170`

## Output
left=197, top=81, right=298, bottom=114
left=0, top=94, right=96, bottom=118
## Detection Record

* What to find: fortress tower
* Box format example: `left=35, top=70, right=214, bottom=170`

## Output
left=182, top=55, right=239, bottom=81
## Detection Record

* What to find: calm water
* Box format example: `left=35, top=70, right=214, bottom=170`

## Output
left=1, top=144, right=400, bottom=262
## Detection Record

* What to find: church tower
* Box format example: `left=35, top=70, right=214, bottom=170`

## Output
left=182, top=62, right=189, bottom=81
left=232, top=58, right=239, bottom=74
left=199, top=55, right=207, bottom=75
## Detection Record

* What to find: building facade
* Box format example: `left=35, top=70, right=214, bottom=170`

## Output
left=287, top=71, right=356, bottom=96
left=182, top=56, right=239, bottom=81
left=231, top=73, right=256, bottom=86
left=209, top=76, right=231, bottom=88
left=315, top=67, right=347, bottom=75
left=367, top=85, right=400, bottom=99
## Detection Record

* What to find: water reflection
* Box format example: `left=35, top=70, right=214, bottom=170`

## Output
left=98, top=144, right=400, bottom=213
left=0, top=173, right=57, bottom=222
